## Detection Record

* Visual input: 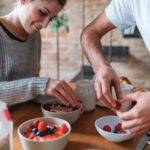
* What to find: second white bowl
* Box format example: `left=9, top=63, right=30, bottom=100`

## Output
left=41, top=99, right=82, bottom=124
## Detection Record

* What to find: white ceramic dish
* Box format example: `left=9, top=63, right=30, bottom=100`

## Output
left=95, top=116, right=136, bottom=142
left=18, top=117, right=71, bottom=150
left=41, top=99, right=82, bottom=124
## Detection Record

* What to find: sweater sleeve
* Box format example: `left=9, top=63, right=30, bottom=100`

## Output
left=0, top=77, right=49, bottom=106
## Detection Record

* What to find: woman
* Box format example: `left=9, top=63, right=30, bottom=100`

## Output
left=0, top=0, right=78, bottom=108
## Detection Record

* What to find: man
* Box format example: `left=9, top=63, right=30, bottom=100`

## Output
left=81, top=0, right=150, bottom=134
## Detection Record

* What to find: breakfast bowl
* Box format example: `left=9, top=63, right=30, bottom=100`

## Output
left=18, top=117, right=71, bottom=150
left=41, top=99, right=82, bottom=124
left=95, top=116, right=136, bottom=142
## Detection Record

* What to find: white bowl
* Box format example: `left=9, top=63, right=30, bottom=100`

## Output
left=41, top=99, right=82, bottom=124
left=18, top=117, right=71, bottom=150
left=95, top=116, right=135, bottom=142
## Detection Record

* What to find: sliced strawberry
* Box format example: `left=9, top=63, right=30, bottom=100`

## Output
left=48, top=125, right=55, bottom=127
left=28, top=133, right=35, bottom=139
left=33, top=120, right=40, bottom=128
left=116, top=101, right=122, bottom=110
left=26, top=127, right=33, bottom=132
left=115, top=123, right=123, bottom=131
left=38, top=121, right=47, bottom=132
left=50, top=110, right=56, bottom=112
left=103, top=125, right=111, bottom=132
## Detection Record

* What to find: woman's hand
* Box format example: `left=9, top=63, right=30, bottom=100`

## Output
left=116, top=92, right=150, bottom=134
left=95, top=65, right=122, bottom=109
left=45, top=79, right=78, bottom=107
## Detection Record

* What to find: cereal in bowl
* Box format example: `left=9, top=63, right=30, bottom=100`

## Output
left=43, top=103, right=78, bottom=113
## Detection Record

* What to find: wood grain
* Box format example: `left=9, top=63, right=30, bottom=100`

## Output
left=10, top=82, right=150, bottom=150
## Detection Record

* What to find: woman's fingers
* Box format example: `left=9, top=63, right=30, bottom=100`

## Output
left=52, top=91, right=69, bottom=106
left=63, top=81, right=78, bottom=106
left=56, top=86, right=76, bottom=107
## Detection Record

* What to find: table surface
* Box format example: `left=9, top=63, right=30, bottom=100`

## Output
left=10, top=82, right=150, bottom=150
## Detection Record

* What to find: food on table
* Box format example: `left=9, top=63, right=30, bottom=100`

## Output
left=23, top=120, right=68, bottom=141
left=119, top=76, right=147, bottom=93
left=115, top=102, right=122, bottom=110
left=43, top=103, right=78, bottom=113
left=103, top=123, right=127, bottom=134
left=103, top=125, right=111, bottom=132
left=115, top=123, right=123, bottom=131
left=133, top=87, right=146, bottom=93
left=120, top=131, right=127, bottom=134
left=119, top=76, right=132, bottom=85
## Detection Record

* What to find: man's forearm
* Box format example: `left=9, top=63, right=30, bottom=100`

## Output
left=81, top=27, right=110, bottom=73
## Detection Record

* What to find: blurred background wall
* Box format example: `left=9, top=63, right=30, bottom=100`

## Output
left=1, top=0, right=150, bottom=88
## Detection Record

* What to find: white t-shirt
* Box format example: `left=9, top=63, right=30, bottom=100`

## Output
left=105, top=0, right=150, bottom=52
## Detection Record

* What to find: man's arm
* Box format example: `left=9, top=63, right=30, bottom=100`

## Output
left=81, top=11, right=122, bottom=109
left=80, top=11, right=116, bottom=73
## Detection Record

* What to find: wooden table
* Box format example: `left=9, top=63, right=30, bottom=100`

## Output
left=10, top=83, right=150, bottom=150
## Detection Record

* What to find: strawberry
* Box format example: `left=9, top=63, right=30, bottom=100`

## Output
left=28, top=133, right=35, bottom=139
left=50, top=110, right=56, bottom=112
left=26, top=127, right=33, bottom=132
left=38, top=121, right=47, bottom=132
left=33, top=120, right=40, bottom=128
left=115, top=123, right=123, bottom=131
left=60, top=123, right=68, bottom=134
left=48, top=125, right=55, bottom=127
left=121, top=131, right=127, bottom=134
left=116, top=102, right=122, bottom=110
left=44, top=104, right=50, bottom=111
left=103, top=125, right=111, bottom=132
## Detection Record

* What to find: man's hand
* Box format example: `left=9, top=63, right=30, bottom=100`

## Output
left=116, top=92, right=150, bottom=134
left=45, top=79, right=78, bottom=107
left=95, top=65, right=122, bottom=109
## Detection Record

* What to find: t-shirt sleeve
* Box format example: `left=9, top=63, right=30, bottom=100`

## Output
left=105, top=0, right=135, bottom=29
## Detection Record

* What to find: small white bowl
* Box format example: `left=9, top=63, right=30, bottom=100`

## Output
left=41, top=99, right=82, bottom=124
left=95, top=116, right=135, bottom=142
left=18, top=117, right=71, bottom=150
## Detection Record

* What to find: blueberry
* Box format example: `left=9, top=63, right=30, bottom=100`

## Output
left=113, top=130, right=119, bottom=134
left=48, top=103, right=52, bottom=106
left=45, top=128, right=51, bottom=135
left=35, top=131, right=41, bottom=136
left=50, top=126, right=56, bottom=134
left=60, top=104, right=66, bottom=107
left=32, top=128, right=38, bottom=134
left=36, top=131, right=45, bottom=137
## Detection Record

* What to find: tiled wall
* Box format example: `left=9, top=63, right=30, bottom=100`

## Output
left=1, top=0, right=150, bottom=87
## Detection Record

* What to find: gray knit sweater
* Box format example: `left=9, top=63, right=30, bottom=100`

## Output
left=0, top=22, right=50, bottom=106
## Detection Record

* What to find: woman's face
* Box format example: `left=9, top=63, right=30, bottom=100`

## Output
left=18, top=0, right=62, bottom=34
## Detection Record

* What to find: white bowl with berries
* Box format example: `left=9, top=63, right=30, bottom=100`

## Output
left=95, top=116, right=136, bottom=142
left=41, top=99, right=82, bottom=124
left=18, top=117, right=71, bottom=150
